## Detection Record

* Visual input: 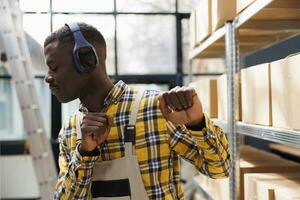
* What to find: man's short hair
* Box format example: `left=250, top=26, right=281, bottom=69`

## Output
left=44, top=22, right=106, bottom=59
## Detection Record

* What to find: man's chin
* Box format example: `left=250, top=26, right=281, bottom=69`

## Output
left=54, top=95, right=75, bottom=103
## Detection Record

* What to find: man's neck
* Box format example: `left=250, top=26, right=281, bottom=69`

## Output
left=80, top=78, right=114, bottom=112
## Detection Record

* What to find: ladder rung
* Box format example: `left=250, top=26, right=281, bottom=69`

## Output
left=33, top=152, right=49, bottom=160
left=16, top=33, right=22, bottom=39
left=44, top=176, right=55, bottom=184
left=2, top=30, right=13, bottom=35
left=21, top=104, right=39, bottom=110
left=8, top=55, right=19, bottom=60
left=38, top=176, right=56, bottom=186
left=11, top=11, right=17, bottom=17
left=10, top=7, right=20, bottom=17
left=19, top=56, right=26, bottom=62
left=15, top=80, right=33, bottom=85
left=0, top=5, right=7, bottom=11
left=29, top=128, right=44, bottom=135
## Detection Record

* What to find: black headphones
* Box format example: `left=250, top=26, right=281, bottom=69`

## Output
left=65, top=22, right=99, bottom=73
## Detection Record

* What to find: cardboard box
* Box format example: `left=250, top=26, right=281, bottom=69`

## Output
left=237, top=0, right=256, bottom=14
left=271, top=53, right=300, bottom=131
left=256, top=179, right=300, bottom=200
left=195, top=0, right=212, bottom=44
left=274, top=188, right=300, bottom=200
left=241, top=63, right=272, bottom=126
left=244, top=173, right=300, bottom=200
left=217, top=74, right=242, bottom=121
left=194, top=172, right=229, bottom=200
left=211, top=0, right=237, bottom=31
left=189, top=79, right=218, bottom=118
left=239, top=146, right=300, bottom=200
left=193, top=146, right=300, bottom=200
left=189, top=10, right=197, bottom=49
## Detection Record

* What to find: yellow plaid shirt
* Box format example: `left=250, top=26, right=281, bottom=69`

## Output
left=54, top=80, right=231, bottom=200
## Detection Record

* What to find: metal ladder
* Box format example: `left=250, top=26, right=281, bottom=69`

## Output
left=0, top=0, right=57, bottom=199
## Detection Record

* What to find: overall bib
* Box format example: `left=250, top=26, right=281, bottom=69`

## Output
left=76, top=90, right=149, bottom=200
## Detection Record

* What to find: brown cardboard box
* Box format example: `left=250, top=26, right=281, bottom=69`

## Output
left=237, top=0, right=256, bottom=14
left=274, top=188, right=300, bottom=200
left=239, top=146, right=300, bottom=200
left=244, top=173, right=300, bottom=200
left=217, top=74, right=227, bottom=120
left=211, top=0, right=236, bottom=31
left=193, top=146, right=300, bottom=200
left=194, top=173, right=229, bottom=200
left=256, top=179, right=300, bottom=200
left=189, top=79, right=218, bottom=118
left=217, top=74, right=242, bottom=121
left=195, top=0, right=212, bottom=44
left=189, top=10, right=196, bottom=49
left=271, top=53, right=300, bottom=131
left=241, top=63, right=272, bottom=126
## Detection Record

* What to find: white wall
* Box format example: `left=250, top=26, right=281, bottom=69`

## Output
left=0, top=155, right=40, bottom=199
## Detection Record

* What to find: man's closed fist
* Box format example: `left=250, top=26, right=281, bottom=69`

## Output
left=158, top=86, right=204, bottom=127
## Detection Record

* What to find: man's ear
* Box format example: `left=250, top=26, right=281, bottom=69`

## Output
left=78, top=48, right=97, bottom=68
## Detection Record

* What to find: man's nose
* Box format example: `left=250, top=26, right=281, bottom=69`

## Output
left=44, top=73, right=54, bottom=84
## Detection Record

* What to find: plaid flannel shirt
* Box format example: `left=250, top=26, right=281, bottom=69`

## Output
left=54, top=80, right=231, bottom=200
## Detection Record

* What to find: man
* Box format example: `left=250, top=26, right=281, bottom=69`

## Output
left=44, top=22, right=231, bottom=200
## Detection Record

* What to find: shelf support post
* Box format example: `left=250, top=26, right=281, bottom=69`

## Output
left=225, top=21, right=240, bottom=200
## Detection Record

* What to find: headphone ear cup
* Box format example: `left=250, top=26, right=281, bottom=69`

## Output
left=78, top=47, right=97, bottom=69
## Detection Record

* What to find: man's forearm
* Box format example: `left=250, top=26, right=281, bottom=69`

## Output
left=55, top=145, right=99, bottom=199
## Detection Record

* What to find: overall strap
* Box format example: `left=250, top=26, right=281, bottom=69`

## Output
left=125, top=90, right=144, bottom=157
left=76, top=110, right=82, bottom=141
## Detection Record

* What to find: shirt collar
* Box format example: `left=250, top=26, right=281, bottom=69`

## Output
left=103, top=80, right=128, bottom=107
left=79, top=80, right=128, bottom=112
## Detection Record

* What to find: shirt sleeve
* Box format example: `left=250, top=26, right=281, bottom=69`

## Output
left=167, top=114, right=231, bottom=179
left=54, top=127, right=99, bottom=200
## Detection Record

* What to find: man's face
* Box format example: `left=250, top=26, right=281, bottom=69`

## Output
left=44, top=41, right=87, bottom=103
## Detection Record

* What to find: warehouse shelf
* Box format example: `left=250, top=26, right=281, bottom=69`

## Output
left=189, top=1, right=300, bottom=199
left=189, top=26, right=226, bottom=59
left=189, top=0, right=300, bottom=59
left=213, top=119, right=300, bottom=148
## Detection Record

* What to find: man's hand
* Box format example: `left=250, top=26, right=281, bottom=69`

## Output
left=79, top=113, right=113, bottom=155
left=158, top=86, right=204, bottom=127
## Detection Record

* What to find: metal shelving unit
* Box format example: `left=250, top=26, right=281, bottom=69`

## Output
left=190, top=0, right=300, bottom=59
left=213, top=119, right=300, bottom=148
left=189, top=0, right=300, bottom=199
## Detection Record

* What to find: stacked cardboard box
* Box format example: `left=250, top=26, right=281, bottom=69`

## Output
left=217, top=73, right=242, bottom=121
left=241, top=63, right=272, bottom=126
left=189, top=10, right=197, bottom=49
left=256, top=179, right=300, bottom=200
left=245, top=173, right=300, bottom=200
left=189, top=79, right=218, bottom=118
left=190, top=0, right=236, bottom=47
left=194, top=146, right=300, bottom=200
left=189, top=1, right=212, bottom=48
left=273, top=188, right=300, bottom=200
left=211, top=0, right=236, bottom=31
left=195, top=0, right=212, bottom=44
left=239, top=147, right=300, bottom=200
left=271, top=53, right=300, bottom=131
